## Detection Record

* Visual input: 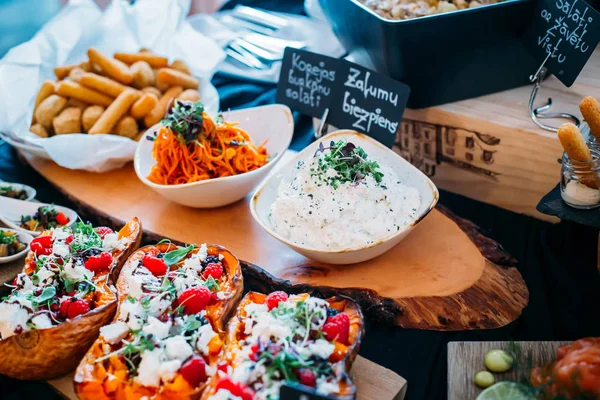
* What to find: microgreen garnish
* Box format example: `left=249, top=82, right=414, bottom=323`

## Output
left=161, top=100, right=205, bottom=145
left=69, top=221, right=103, bottom=253
left=312, top=140, right=384, bottom=189
left=32, top=287, right=56, bottom=306
left=183, top=315, right=207, bottom=333
left=163, top=244, right=196, bottom=266
left=204, top=276, right=220, bottom=292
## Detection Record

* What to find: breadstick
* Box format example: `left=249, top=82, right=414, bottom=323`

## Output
left=558, top=123, right=592, bottom=161
left=32, top=80, right=56, bottom=123
left=141, top=87, right=162, bottom=98
left=156, top=68, right=199, bottom=89
left=130, top=93, right=158, bottom=119
left=88, top=90, right=139, bottom=135
left=144, top=86, right=183, bottom=127
left=130, top=61, right=155, bottom=88
left=79, top=72, right=127, bottom=98
left=55, top=80, right=113, bottom=107
left=79, top=61, right=92, bottom=72
left=54, top=64, right=77, bottom=80
left=87, top=47, right=134, bottom=85
left=68, top=67, right=86, bottom=83
left=114, top=52, right=169, bottom=68
left=169, top=60, right=191, bottom=75
left=580, top=96, right=600, bottom=139
left=177, top=89, right=201, bottom=103
left=35, top=95, right=67, bottom=128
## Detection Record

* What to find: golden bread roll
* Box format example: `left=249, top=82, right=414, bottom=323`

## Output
left=169, top=59, right=191, bottom=75
left=82, top=105, right=105, bottom=133
left=32, top=80, right=55, bottom=124
left=52, top=107, right=82, bottom=135
left=141, top=86, right=162, bottom=98
left=67, top=98, right=88, bottom=110
left=30, top=123, right=49, bottom=138
left=130, top=93, right=158, bottom=119
left=156, top=68, right=199, bottom=89
left=35, top=94, right=67, bottom=128
left=114, top=116, right=138, bottom=139
left=87, top=47, right=134, bottom=85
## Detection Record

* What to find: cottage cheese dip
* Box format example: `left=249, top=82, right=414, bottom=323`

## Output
left=269, top=140, right=421, bottom=251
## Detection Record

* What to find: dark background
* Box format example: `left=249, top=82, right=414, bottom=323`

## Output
left=1, top=0, right=600, bottom=399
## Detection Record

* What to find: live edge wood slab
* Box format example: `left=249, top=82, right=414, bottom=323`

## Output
left=21, top=151, right=529, bottom=330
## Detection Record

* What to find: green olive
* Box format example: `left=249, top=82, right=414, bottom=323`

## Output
left=484, top=349, right=513, bottom=372
left=474, top=370, right=495, bottom=388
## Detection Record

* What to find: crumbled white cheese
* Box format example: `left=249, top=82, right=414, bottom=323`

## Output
left=120, top=301, right=146, bottom=331
left=0, top=303, right=30, bottom=339
left=304, top=297, right=329, bottom=330
left=36, top=267, right=55, bottom=284
left=218, top=254, right=224, bottom=261
left=149, top=297, right=171, bottom=317
left=31, top=314, right=53, bottom=329
left=195, top=323, right=217, bottom=355
left=52, top=227, right=70, bottom=240
left=126, top=274, right=146, bottom=298
left=181, top=256, right=202, bottom=271
left=16, top=273, right=35, bottom=291
left=197, top=243, right=208, bottom=261
left=135, top=349, right=162, bottom=387
left=142, top=317, right=171, bottom=340
left=158, top=359, right=182, bottom=384
left=300, top=339, right=335, bottom=360
left=52, top=243, right=70, bottom=257
left=164, top=335, right=193, bottom=361
left=102, top=233, right=120, bottom=250
left=217, top=292, right=228, bottom=300
left=173, top=272, right=200, bottom=296
left=100, top=321, right=130, bottom=344
left=63, top=260, right=92, bottom=281
left=316, top=377, right=340, bottom=395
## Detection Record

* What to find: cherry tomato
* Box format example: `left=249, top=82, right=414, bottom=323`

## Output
left=32, top=236, right=52, bottom=248
left=60, top=298, right=90, bottom=319
left=65, top=235, right=74, bottom=244
left=95, top=227, right=113, bottom=239
left=55, top=212, right=69, bottom=226
left=30, top=242, right=52, bottom=256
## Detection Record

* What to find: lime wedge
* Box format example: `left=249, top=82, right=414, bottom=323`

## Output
left=476, top=382, right=535, bottom=400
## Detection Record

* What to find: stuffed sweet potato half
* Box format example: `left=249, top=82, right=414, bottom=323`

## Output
left=202, top=291, right=364, bottom=400
left=74, top=242, right=244, bottom=399
left=0, top=218, right=142, bottom=380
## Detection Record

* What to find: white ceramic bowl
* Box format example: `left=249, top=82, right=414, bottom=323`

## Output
left=0, top=196, right=78, bottom=237
left=0, top=182, right=36, bottom=201
left=250, top=130, right=439, bottom=265
left=0, top=228, right=33, bottom=264
left=134, top=104, right=294, bottom=208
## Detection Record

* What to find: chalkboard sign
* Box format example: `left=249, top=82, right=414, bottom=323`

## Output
left=279, top=382, right=339, bottom=400
left=276, top=48, right=410, bottom=148
left=523, top=0, right=600, bottom=86
left=275, top=48, right=343, bottom=118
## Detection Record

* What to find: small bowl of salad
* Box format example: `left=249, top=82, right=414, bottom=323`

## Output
left=0, top=228, right=33, bottom=264
left=0, top=197, right=77, bottom=237
left=0, top=183, right=36, bottom=201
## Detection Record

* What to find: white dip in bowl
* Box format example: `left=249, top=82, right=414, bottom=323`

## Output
left=269, top=140, right=421, bottom=251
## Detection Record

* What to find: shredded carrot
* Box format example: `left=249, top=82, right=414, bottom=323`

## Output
left=147, top=113, right=269, bottom=185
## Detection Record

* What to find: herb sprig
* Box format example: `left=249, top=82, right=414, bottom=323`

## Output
left=161, top=100, right=206, bottom=145
left=311, top=140, right=384, bottom=189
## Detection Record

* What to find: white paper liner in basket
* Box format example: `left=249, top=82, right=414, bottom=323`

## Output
left=0, top=0, right=225, bottom=172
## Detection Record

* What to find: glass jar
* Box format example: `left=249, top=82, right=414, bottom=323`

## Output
left=560, top=148, right=600, bottom=209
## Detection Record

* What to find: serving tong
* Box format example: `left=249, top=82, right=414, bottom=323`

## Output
left=221, top=6, right=306, bottom=70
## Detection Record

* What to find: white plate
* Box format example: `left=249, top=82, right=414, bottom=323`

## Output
left=0, top=196, right=78, bottom=237
left=134, top=104, right=294, bottom=208
left=0, top=228, right=33, bottom=264
left=0, top=182, right=36, bottom=201
left=3, top=79, right=220, bottom=163
left=250, top=130, right=440, bottom=265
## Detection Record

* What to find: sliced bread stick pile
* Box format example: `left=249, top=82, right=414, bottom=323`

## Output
left=29, top=48, right=201, bottom=141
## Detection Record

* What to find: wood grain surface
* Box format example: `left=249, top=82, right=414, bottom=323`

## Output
left=18, top=151, right=529, bottom=330
left=47, top=355, right=407, bottom=400
left=447, top=341, right=571, bottom=400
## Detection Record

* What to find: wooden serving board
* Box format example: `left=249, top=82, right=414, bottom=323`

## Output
left=17, top=151, right=528, bottom=330
left=447, top=341, right=571, bottom=400
left=47, top=356, right=407, bottom=400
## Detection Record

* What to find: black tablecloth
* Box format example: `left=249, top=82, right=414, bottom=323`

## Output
left=2, top=1, right=600, bottom=399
